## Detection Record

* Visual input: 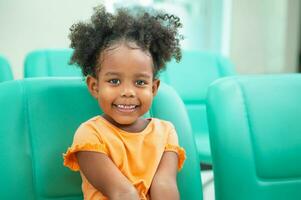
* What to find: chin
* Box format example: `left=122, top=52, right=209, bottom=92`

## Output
left=114, top=117, right=138, bottom=125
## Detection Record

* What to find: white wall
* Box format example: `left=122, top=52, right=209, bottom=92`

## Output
left=223, top=0, right=300, bottom=74
left=1, top=0, right=300, bottom=78
left=0, top=0, right=104, bottom=79
left=0, top=0, right=205, bottom=79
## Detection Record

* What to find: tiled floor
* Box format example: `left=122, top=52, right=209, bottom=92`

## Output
left=201, top=170, right=215, bottom=200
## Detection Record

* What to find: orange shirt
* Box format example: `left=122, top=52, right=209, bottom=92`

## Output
left=63, top=116, right=185, bottom=200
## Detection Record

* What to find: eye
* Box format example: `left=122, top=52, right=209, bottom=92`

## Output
left=108, top=79, right=120, bottom=85
left=135, top=80, right=147, bottom=86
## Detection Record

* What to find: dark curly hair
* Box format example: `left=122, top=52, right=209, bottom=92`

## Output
left=69, top=5, right=183, bottom=78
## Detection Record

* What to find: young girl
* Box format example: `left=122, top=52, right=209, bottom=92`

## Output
left=63, top=5, right=185, bottom=200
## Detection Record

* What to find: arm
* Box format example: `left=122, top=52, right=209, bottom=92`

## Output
left=150, top=151, right=180, bottom=200
left=76, top=151, right=140, bottom=200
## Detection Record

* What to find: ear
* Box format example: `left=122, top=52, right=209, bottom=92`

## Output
left=152, top=79, right=160, bottom=97
left=86, top=75, right=99, bottom=99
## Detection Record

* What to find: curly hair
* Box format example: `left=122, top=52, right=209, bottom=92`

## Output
left=69, top=5, right=183, bottom=78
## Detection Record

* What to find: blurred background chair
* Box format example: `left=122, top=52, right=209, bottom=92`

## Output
left=161, top=50, right=235, bottom=165
left=24, top=48, right=81, bottom=77
left=0, top=78, right=203, bottom=200
left=207, top=74, right=301, bottom=200
left=0, top=55, right=13, bottom=82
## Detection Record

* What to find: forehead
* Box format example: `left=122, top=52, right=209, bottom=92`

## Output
left=98, top=43, right=154, bottom=76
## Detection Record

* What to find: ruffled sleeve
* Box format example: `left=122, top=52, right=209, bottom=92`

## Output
left=164, top=125, right=186, bottom=171
left=63, top=123, right=108, bottom=171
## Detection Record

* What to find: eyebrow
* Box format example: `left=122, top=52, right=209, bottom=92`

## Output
left=134, top=73, right=152, bottom=79
left=104, top=72, right=152, bottom=79
left=104, top=72, right=121, bottom=76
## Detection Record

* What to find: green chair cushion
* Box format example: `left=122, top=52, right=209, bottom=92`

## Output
left=161, top=50, right=235, bottom=164
left=0, top=55, right=13, bottom=82
left=0, top=78, right=202, bottom=200
left=24, top=49, right=82, bottom=77
left=207, top=74, right=301, bottom=200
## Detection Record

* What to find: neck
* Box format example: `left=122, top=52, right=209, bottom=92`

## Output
left=102, top=114, right=149, bottom=133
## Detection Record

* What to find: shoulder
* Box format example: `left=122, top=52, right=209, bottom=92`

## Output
left=150, top=118, right=176, bottom=132
left=151, top=118, right=175, bottom=127
left=76, top=116, right=104, bottom=131
left=80, top=115, right=102, bottom=126
left=73, top=116, right=106, bottom=139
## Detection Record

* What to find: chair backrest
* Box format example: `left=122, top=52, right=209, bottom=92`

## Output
left=0, top=55, right=13, bottom=82
left=207, top=74, right=301, bottom=200
left=24, top=49, right=82, bottom=77
left=161, top=50, right=235, bottom=163
left=0, top=78, right=202, bottom=200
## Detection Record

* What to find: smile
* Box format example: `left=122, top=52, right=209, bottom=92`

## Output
left=113, top=104, right=138, bottom=113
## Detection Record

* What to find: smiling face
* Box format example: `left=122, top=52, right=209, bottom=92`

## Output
left=87, top=42, right=160, bottom=127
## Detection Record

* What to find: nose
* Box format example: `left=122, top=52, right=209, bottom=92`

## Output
left=120, top=84, right=135, bottom=98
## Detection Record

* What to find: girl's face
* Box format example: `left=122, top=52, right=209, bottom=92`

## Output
left=87, top=42, right=159, bottom=126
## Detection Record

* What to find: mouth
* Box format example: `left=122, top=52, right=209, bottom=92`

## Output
left=113, top=104, right=139, bottom=113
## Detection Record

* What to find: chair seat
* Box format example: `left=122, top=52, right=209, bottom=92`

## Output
left=195, top=132, right=212, bottom=164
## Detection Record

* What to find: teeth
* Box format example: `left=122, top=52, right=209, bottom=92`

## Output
left=117, top=104, right=136, bottom=109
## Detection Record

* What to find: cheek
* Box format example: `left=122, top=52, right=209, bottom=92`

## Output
left=98, top=84, right=111, bottom=94
left=139, top=89, right=154, bottom=104
left=97, top=86, right=115, bottom=107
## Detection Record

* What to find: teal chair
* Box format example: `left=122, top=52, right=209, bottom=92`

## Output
left=161, top=50, right=235, bottom=164
left=0, top=55, right=13, bottom=82
left=207, top=74, right=301, bottom=200
left=0, top=78, right=202, bottom=200
left=24, top=49, right=82, bottom=77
